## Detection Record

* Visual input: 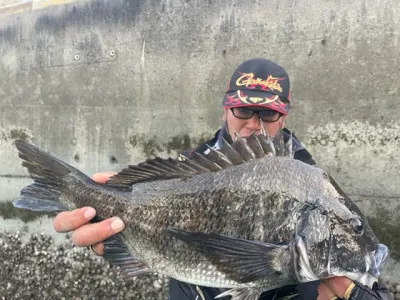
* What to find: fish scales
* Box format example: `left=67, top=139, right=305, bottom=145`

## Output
left=109, top=189, right=300, bottom=287
left=93, top=157, right=326, bottom=288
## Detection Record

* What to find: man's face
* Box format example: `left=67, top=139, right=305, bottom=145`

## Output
left=222, top=106, right=287, bottom=139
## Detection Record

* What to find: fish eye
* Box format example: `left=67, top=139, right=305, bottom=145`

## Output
left=351, top=218, right=364, bottom=235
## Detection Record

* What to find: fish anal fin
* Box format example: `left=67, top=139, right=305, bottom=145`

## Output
left=102, top=235, right=151, bottom=277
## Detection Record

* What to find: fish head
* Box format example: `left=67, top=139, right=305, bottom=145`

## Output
left=294, top=202, right=388, bottom=288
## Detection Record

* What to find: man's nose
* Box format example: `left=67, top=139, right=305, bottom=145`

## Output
left=246, top=114, right=261, bottom=130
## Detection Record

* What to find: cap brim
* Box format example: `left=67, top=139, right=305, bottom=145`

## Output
left=223, top=90, right=289, bottom=115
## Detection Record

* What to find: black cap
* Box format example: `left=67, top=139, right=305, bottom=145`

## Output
left=222, top=58, right=291, bottom=114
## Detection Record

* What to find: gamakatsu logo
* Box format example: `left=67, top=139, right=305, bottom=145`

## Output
left=235, top=73, right=284, bottom=92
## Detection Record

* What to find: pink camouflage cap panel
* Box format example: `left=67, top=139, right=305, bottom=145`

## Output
left=223, top=58, right=291, bottom=115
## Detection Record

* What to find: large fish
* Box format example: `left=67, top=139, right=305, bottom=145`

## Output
left=13, top=133, right=388, bottom=300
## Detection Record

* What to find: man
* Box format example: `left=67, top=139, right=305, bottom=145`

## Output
left=53, top=58, right=391, bottom=299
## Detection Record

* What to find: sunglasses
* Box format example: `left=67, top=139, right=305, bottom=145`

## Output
left=230, top=107, right=283, bottom=123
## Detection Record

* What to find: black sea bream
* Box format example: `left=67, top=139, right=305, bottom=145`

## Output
left=13, top=133, right=388, bottom=300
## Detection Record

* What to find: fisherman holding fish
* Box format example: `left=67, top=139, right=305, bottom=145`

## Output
left=49, top=58, right=392, bottom=300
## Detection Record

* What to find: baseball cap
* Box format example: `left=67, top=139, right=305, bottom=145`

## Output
left=222, top=58, right=291, bottom=115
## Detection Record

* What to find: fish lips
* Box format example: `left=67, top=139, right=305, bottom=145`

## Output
left=368, top=243, right=389, bottom=277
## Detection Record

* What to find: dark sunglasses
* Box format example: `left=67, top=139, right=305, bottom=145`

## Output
left=230, top=107, right=283, bottom=123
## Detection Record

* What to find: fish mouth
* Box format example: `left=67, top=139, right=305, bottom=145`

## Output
left=330, top=244, right=389, bottom=289
left=368, top=243, right=389, bottom=277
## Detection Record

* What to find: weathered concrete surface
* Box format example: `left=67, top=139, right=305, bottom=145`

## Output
left=0, top=0, right=399, bottom=291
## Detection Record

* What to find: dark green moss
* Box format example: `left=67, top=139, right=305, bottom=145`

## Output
left=191, top=133, right=210, bottom=147
left=0, top=201, right=55, bottom=223
left=129, top=134, right=160, bottom=158
left=128, top=132, right=214, bottom=159
left=164, top=133, right=211, bottom=154
left=141, top=137, right=162, bottom=158
left=9, top=129, right=29, bottom=141
left=129, top=135, right=138, bottom=147
left=164, top=134, right=192, bottom=154
left=129, top=134, right=162, bottom=158
left=368, top=208, right=400, bottom=261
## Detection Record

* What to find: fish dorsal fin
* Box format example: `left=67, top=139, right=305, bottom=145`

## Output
left=106, top=131, right=294, bottom=187
left=218, top=138, right=245, bottom=165
left=105, top=157, right=206, bottom=186
left=232, top=133, right=256, bottom=161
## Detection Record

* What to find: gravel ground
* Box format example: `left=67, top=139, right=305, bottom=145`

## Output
left=1, top=231, right=399, bottom=300
left=0, top=232, right=168, bottom=300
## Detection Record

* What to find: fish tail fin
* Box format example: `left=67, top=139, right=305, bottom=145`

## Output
left=13, top=139, right=86, bottom=212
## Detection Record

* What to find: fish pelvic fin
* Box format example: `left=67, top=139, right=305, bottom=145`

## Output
left=102, top=234, right=151, bottom=276
left=215, top=287, right=263, bottom=300
left=13, top=140, right=86, bottom=212
left=164, top=228, right=291, bottom=284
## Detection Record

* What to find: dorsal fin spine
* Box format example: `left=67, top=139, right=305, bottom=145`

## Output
left=106, top=132, right=296, bottom=187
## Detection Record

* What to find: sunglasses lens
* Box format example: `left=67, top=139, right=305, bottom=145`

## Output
left=231, top=107, right=253, bottom=119
left=259, top=110, right=281, bottom=122
left=231, top=107, right=282, bottom=122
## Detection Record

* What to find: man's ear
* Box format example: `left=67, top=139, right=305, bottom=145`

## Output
left=222, top=108, right=228, bottom=122
left=280, top=115, right=288, bottom=128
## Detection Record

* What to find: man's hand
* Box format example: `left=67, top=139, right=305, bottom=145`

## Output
left=317, top=277, right=392, bottom=300
left=52, top=172, right=125, bottom=256
left=317, top=277, right=353, bottom=300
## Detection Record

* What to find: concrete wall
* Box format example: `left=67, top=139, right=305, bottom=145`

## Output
left=0, top=0, right=399, bottom=285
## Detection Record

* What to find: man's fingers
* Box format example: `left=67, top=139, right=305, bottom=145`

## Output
left=53, top=207, right=96, bottom=233
left=71, top=217, right=125, bottom=247
left=89, top=242, right=105, bottom=256
left=92, top=172, right=117, bottom=184
left=324, top=277, right=354, bottom=299
left=317, top=281, right=337, bottom=300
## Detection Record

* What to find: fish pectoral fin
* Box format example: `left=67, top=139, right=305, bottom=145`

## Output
left=102, top=234, right=150, bottom=276
left=164, top=228, right=290, bottom=283
left=215, top=287, right=262, bottom=300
